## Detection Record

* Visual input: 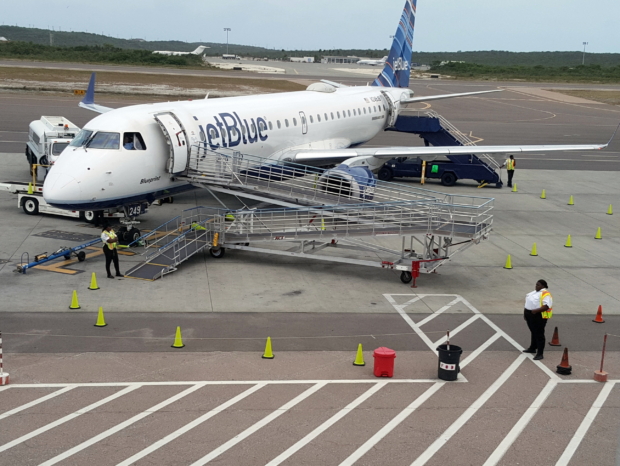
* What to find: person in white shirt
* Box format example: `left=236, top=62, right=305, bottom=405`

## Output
left=523, top=279, right=553, bottom=360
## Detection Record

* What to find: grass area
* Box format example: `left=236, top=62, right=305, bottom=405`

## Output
left=436, top=62, right=620, bottom=83
left=548, top=90, right=620, bottom=106
left=0, top=67, right=307, bottom=96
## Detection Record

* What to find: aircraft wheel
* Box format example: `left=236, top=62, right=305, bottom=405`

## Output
left=209, top=247, right=226, bottom=258
left=378, top=167, right=393, bottom=181
left=440, top=172, right=457, bottom=187
left=23, top=197, right=39, bottom=215
left=400, top=271, right=412, bottom=284
left=81, top=211, right=98, bottom=224
left=129, top=228, right=141, bottom=243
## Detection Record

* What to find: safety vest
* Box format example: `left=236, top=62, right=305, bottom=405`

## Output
left=506, top=159, right=515, bottom=170
left=102, top=230, right=117, bottom=250
left=191, top=223, right=206, bottom=231
left=540, top=290, right=553, bottom=319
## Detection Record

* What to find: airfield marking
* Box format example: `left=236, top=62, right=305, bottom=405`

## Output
left=265, top=382, right=388, bottom=466
left=555, top=382, right=617, bottom=466
left=116, top=383, right=267, bottom=466
left=38, top=383, right=207, bottom=466
left=0, top=385, right=76, bottom=421
left=188, top=382, right=327, bottom=465
left=0, top=385, right=140, bottom=454
left=482, top=379, right=558, bottom=466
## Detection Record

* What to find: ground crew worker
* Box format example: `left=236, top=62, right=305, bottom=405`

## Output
left=523, top=279, right=553, bottom=360
left=504, top=155, right=516, bottom=187
left=101, top=225, right=122, bottom=279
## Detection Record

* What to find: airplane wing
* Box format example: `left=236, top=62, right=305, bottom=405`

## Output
left=79, top=73, right=114, bottom=114
left=401, top=89, right=503, bottom=104
left=291, top=141, right=609, bottom=166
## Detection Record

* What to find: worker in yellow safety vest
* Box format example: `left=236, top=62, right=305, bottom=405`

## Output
left=101, top=225, right=122, bottom=279
left=523, top=279, right=553, bottom=360
left=504, top=155, right=516, bottom=188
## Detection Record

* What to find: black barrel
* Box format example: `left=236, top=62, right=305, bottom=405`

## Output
left=436, top=344, right=463, bottom=381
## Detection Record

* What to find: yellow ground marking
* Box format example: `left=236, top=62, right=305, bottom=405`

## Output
left=32, top=247, right=135, bottom=275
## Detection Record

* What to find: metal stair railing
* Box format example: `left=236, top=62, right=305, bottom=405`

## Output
left=425, top=110, right=502, bottom=171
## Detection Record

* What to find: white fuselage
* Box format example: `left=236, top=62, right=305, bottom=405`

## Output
left=43, top=85, right=411, bottom=210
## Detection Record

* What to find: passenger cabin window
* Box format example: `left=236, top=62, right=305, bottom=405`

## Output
left=348, top=110, right=351, bottom=117
left=277, top=120, right=281, bottom=129
left=293, top=118, right=297, bottom=126
left=88, top=132, right=120, bottom=150
left=70, top=129, right=94, bottom=147
left=268, top=121, right=273, bottom=130
left=259, top=120, right=267, bottom=132
left=331, top=112, right=334, bottom=120
left=363, top=108, right=366, bottom=114
left=358, top=108, right=361, bottom=114
left=309, top=115, right=313, bottom=123
left=325, top=113, right=328, bottom=120
left=285, top=119, right=289, bottom=127
left=337, top=112, right=340, bottom=119
left=317, top=114, right=321, bottom=122
left=123, top=132, right=147, bottom=150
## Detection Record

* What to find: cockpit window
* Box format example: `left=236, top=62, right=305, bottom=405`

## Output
left=70, top=129, right=94, bottom=147
left=123, top=132, right=147, bottom=150
left=86, top=132, right=120, bottom=150
left=52, top=142, right=69, bottom=155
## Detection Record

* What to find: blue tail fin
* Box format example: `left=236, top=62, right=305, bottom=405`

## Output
left=372, top=0, right=416, bottom=88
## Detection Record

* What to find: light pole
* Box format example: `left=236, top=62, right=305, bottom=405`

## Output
left=224, top=28, right=231, bottom=55
left=582, top=42, right=588, bottom=65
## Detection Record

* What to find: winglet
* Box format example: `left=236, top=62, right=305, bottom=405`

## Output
left=78, top=73, right=113, bottom=114
left=603, top=122, right=620, bottom=148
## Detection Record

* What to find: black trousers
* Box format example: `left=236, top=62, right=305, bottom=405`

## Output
left=507, top=170, right=515, bottom=186
left=524, top=309, right=547, bottom=355
left=103, top=246, right=120, bottom=276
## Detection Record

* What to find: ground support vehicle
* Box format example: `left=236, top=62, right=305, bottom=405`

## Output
left=25, top=116, right=80, bottom=181
left=378, top=111, right=503, bottom=187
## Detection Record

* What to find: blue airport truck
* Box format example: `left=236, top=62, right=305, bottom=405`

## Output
left=379, top=113, right=503, bottom=188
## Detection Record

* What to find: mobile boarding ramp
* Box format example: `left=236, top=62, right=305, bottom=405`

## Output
left=125, top=197, right=493, bottom=282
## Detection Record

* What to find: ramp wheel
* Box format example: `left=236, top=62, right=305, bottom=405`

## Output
left=400, top=271, right=412, bottom=284
left=23, top=197, right=39, bottom=215
left=77, top=251, right=86, bottom=262
left=210, top=247, right=226, bottom=258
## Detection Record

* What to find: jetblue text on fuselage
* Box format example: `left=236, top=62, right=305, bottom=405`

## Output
left=200, top=112, right=268, bottom=150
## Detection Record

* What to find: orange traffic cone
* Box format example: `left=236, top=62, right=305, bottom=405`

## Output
left=593, top=305, right=605, bottom=323
left=549, top=327, right=561, bottom=346
left=556, top=348, right=572, bottom=375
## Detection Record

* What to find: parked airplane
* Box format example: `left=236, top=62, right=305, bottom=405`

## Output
left=152, top=45, right=209, bottom=56
left=43, top=0, right=610, bottom=213
left=357, top=56, right=388, bottom=66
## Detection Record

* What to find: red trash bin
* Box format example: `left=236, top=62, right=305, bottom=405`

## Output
left=373, top=347, right=396, bottom=377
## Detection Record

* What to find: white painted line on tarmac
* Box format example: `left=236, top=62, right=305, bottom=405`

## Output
left=460, top=333, right=502, bottom=369
left=0, top=386, right=11, bottom=393
left=416, top=296, right=463, bottom=327
left=339, top=382, right=444, bottom=466
left=482, top=379, right=557, bottom=466
left=384, top=294, right=436, bottom=354
left=266, top=382, right=388, bottom=466
left=116, top=383, right=266, bottom=466
left=8, top=380, right=441, bottom=388
left=189, top=382, right=327, bottom=465
left=410, top=354, right=527, bottom=466
left=555, top=382, right=616, bottom=466
left=0, top=385, right=76, bottom=421
left=39, top=383, right=206, bottom=466
left=0, top=385, right=139, bottom=454
left=433, top=314, right=481, bottom=346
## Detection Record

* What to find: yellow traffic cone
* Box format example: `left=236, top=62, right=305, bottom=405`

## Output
left=568, top=195, right=574, bottom=206
left=94, top=307, right=107, bottom=327
left=27, top=183, right=33, bottom=194
left=503, top=254, right=513, bottom=269
left=69, top=290, right=81, bottom=309
left=353, top=343, right=365, bottom=366
left=564, top=234, right=572, bottom=248
left=88, top=272, right=100, bottom=290
left=171, top=326, right=185, bottom=348
left=607, top=204, right=613, bottom=215
left=540, top=189, right=546, bottom=199
left=595, top=227, right=602, bottom=240
left=530, top=243, right=538, bottom=256
left=512, top=183, right=517, bottom=193
left=262, top=337, right=274, bottom=359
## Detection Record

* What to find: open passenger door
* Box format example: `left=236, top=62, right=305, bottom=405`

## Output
left=154, top=112, right=189, bottom=175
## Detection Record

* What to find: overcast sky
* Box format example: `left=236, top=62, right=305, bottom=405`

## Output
left=2, top=0, right=619, bottom=53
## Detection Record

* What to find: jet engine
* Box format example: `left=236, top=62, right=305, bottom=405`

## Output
left=317, top=164, right=376, bottom=201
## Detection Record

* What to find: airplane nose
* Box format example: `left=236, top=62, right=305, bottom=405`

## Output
left=43, top=172, right=83, bottom=206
